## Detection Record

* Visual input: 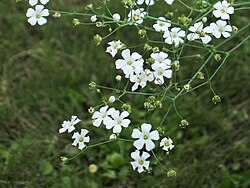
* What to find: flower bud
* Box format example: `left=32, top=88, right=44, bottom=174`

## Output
left=53, top=12, right=61, bottom=18
left=96, top=21, right=103, bottom=27
left=122, top=103, right=132, bottom=113
left=214, top=54, right=221, bottom=61
left=93, top=34, right=102, bottom=46
left=212, top=95, right=221, bottom=104
left=144, top=44, right=152, bottom=51
left=113, top=13, right=121, bottom=22
left=167, top=169, right=177, bottom=177
left=89, top=164, right=98, bottom=173
left=91, top=15, right=97, bottom=22
left=152, top=47, right=159, bottom=53
left=202, top=17, right=207, bottom=23
left=89, top=82, right=97, bottom=90
left=184, top=84, right=191, bottom=92
left=109, top=134, right=117, bottom=140
left=148, top=96, right=155, bottom=103
left=115, top=75, right=122, bottom=82
left=154, top=100, right=163, bottom=109
left=109, top=96, right=116, bottom=103
left=232, top=26, right=238, bottom=32
left=171, top=60, right=180, bottom=71
left=179, top=119, right=189, bottom=128
left=72, top=18, right=80, bottom=26
left=197, top=72, right=205, bottom=80
left=85, top=4, right=94, bottom=10
left=60, top=156, right=68, bottom=164
left=138, top=29, right=147, bottom=38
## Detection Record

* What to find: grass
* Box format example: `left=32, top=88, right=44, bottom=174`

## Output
left=0, top=0, right=250, bottom=187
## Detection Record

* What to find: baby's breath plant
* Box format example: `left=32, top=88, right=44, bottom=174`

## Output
left=19, top=0, right=250, bottom=175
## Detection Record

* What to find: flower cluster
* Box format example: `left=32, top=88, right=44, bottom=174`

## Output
left=130, top=123, right=174, bottom=173
left=59, top=115, right=90, bottom=150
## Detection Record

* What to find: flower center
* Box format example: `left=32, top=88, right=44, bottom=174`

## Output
left=164, top=141, right=170, bottom=147
left=199, top=31, right=206, bottom=37
left=36, top=13, right=41, bottom=19
left=102, top=114, right=107, bottom=119
left=127, top=61, right=132, bottom=65
left=138, top=78, right=142, bottom=83
left=172, top=34, right=177, bottom=38
left=143, top=134, right=149, bottom=140
left=113, top=43, right=119, bottom=49
left=139, top=159, right=144, bottom=165
left=133, top=14, right=140, bottom=21
left=159, top=22, right=165, bottom=27
left=221, top=8, right=226, bottom=13
left=79, top=137, right=84, bottom=142
left=158, top=71, right=163, bottom=76
left=118, top=120, right=122, bottom=125
left=218, top=28, right=224, bottom=33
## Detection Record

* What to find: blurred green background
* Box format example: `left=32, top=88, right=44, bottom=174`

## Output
left=0, top=0, right=250, bottom=187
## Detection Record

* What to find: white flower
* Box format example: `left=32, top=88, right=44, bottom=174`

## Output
left=132, top=123, right=160, bottom=151
left=208, top=20, right=232, bottom=38
left=128, top=9, right=146, bottom=25
left=72, top=129, right=90, bottom=150
left=92, top=106, right=115, bottom=127
left=130, top=150, right=150, bottom=173
left=152, top=63, right=172, bottom=85
left=151, top=51, right=171, bottom=65
left=26, top=5, right=49, bottom=26
left=137, top=0, right=155, bottom=6
left=112, top=13, right=121, bottom=22
left=91, top=15, right=97, bottom=22
left=164, top=0, right=175, bottom=5
left=106, top=40, right=123, bottom=57
left=160, top=137, right=174, bottom=151
left=29, top=0, right=49, bottom=6
left=213, top=1, right=234, bottom=20
left=202, top=17, right=208, bottom=23
left=106, top=110, right=131, bottom=133
left=115, top=49, right=144, bottom=78
left=163, top=27, right=186, bottom=46
left=153, top=17, right=171, bottom=32
left=108, top=96, right=116, bottom=103
left=59, top=115, right=81, bottom=133
left=187, top=22, right=212, bottom=44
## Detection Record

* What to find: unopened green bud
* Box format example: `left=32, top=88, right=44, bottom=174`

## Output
left=178, top=14, right=192, bottom=26
left=72, top=18, right=80, bottom=26
left=171, top=60, right=180, bottom=71
left=60, top=156, right=69, bottom=164
left=93, top=34, right=102, bottom=46
left=122, top=103, right=132, bottom=113
left=144, top=102, right=155, bottom=111
left=85, top=4, right=94, bottom=10
left=89, top=82, right=97, bottom=90
left=157, top=127, right=165, bottom=135
left=89, top=164, right=98, bottom=173
left=214, top=53, right=222, bottom=61
left=154, top=100, right=163, bottom=108
left=197, top=72, right=205, bottom=80
left=138, top=29, right=147, bottom=38
left=165, top=12, right=173, bottom=18
left=148, top=96, right=156, bottom=103
left=179, top=119, right=189, bottom=128
left=146, top=57, right=154, bottom=64
left=96, top=89, right=101, bottom=93
left=167, top=170, right=177, bottom=177
left=144, top=44, right=152, bottom=51
left=212, top=95, right=221, bottom=104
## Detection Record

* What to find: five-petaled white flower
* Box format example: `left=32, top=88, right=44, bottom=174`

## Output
left=106, top=40, right=123, bottom=57
left=132, top=123, right=160, bottom=151
left=59, top=115, right=81, bottom=133
left=152, top=63, right=172, bottom=85
left=137, top=0, right=155, bottom=6
left=153, top=17, right=171, bottom=32
left=115, top=49, right=144, bottom=78
left=91, top=15, right=97, bottom=22
left=187, top=22, right=213, bottom=44
left=207, top=20, right=232, bottom=38
left=72, top=129, right=90, bottom=150
left=92, top=106, right=115, bottom=127
left=112, top=13, right=121, bottom=22
left=128, top=9, right=146, bottom=25
left=163, top=27, right=186, bottom=46
left=160, top=137, right=174, bottom=151
left=213, top=1, right=234, bottom=20
left=29, top=0, right=49, bottom=6
left=130, top=150, right=150, bottom=173
left=164, top=0, right=175, bottom=5
left=151, top=51, right=171, bottom=65
left=106, top=110, right=131, bottom=133
left=26, top=5, right=49, bottom=26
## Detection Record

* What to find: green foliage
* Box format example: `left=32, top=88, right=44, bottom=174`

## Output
left=0, top=0, right=249, bottom=187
